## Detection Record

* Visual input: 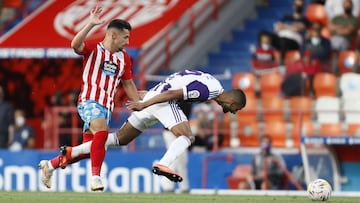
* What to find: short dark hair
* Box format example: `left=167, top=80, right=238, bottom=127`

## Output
left=107, top=19, right=132, bottom=31
left=233, top=89, right=246, bottom=108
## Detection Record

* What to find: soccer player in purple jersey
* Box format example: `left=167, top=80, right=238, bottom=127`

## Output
left=43, top=70, right=246, bottom=185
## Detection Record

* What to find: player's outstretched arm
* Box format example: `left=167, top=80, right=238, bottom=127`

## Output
left=127, top=89, right=183, bottom=111
left=71, top=6, right=105, bottom=53
left=122, top=79, right=141, bottom=101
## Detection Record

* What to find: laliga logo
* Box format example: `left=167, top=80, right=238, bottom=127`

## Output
left=54, top=0, right=178, bottom=40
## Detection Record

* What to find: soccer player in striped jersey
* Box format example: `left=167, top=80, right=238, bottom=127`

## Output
left=39, top=6, right=141, bottom=191
left=57, top=70, right=246, bottom=183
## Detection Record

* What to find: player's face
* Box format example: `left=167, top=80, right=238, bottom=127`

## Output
left=113, top=29, right=130, bottom=50
left=220, top=102, right=243, bottom=114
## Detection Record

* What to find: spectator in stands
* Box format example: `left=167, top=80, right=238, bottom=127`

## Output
left=0, top=85, right=15, bottom=148
left=303, top=22, right=332, bottom=70
left=328, top=0, right=359, bottom=51
left=0, top=0, right=23, bottom=30
left=325, top=0, right=360, bottom=20
left=353, top=39, right=360, bottom=73
left=259, top=0, right=310, bottom=65
left=281, top=48, right=324, bottom=97
left=9, top=108, right=35, bottom=150
left=239, top=135, right=286, bottom=190
left=311, top=0, right=325, bottom=5
left=251, top=33, right=278, bottom=69
left=191, top=100, right=224, bottom=151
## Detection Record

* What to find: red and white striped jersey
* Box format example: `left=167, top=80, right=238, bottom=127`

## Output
left=77, top=41, right=133, bottom=111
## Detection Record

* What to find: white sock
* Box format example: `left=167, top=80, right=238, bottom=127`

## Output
left=105, top=132, right=119, bottom=147
left=71, top=132, right=118, bottom=158
left=71, top=142, right=91, bottom=158
left=158, top=135, right=191, bottom=167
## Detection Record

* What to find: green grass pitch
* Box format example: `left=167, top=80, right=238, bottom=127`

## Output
left=0, top=192, right=359, bottom=203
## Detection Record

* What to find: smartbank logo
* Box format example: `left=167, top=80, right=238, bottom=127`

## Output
left=0, top=158, right=165, bottom=192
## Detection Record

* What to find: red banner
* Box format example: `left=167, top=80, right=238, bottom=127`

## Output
left=0, top=0, right=196, bottom=49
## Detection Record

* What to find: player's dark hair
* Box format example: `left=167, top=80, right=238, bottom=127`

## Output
left=107, top=19, right=132, bottom=31
left=233, top=89, right=246, bottom=108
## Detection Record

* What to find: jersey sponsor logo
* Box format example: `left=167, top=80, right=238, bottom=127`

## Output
left=102, top=61, right=119, bottom=76
left=54, top=0, right=178, bottom=40
left=188, top=90, right=200, bottom=99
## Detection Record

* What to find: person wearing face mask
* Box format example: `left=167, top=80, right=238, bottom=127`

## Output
left=325, top=0, right=360, bottom=20
left=0, top=85, right=15, bottom=149
left=239, top=135, right=286, bottom=190
left=9, top=109, right=35, bottom=151
left=328, top=0, right=359, bottom=51
left=259, top=0, right=311, bottom=65
left=303, top=23, right=331, bottom=69
left=251, top=33, right=278, bottom=70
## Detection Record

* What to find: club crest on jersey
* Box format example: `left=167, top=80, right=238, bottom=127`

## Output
left=92, top=108, right=101, bottom=116
left=188, top=90, right=200, bottom=99
left=102, top=61, right=119, bottom=76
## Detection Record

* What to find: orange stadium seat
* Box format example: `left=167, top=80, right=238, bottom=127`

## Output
left=261, top=97, right=285, bottom=122
left=289, top=96, right=313, bottom=122
left=321, top=26, right=331, bottom=39
left=236, top=96, right=258, bottom=124
left=284, top=50, right=301, bottom=65
left=347, top=123, right=360, bottom=136
left=263, top=120, right=288, bottom=148
left=306, top=4, right=327, bottom=26
left=338, top=50, right=358, bottom=75
left=318, top=123, right=343, bottom=136
left=259, top=72, right=283, bottom=99
left=232, top=72, right=256, bottom=98
left=313, top=72, right=337, bottom=98
left=291, top=120, right=314, bottom=147
left=238, top=122, right=260, bottom=147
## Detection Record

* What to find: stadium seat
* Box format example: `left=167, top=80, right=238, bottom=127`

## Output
left=232, top=72, right=257, bottom=98
left=289, top=96, right=313, bottom=122
left=343, top=98, right=360, bottom=124
left=291, top=120, right=314, bottom=147
left=263, top=120, right=288, bottom=148
left=314, top=96, right=340, bottom=124
left=261, top=97, right=285, bottom=122
left=321, top=26, right=331, bottom=39
left=338, top=50, right=358, bottom=75
left=238, top=122, right=260, bottom=147
left=318, top=123, right=343, bottom=136
left=339, top=72, right=360, bottom=100
left=313, top=72, right=337, bottom=98
left=305, top=4, right=327, bottom=26
left=259, top=72, right=283, bottom=99
left=284, top=50, right=301, bottom=65
left=236, top=96, right=258, bottom=124
left=346, top=123, right=360, bottom=136
left=227, top=164, right=252, bottom=189
left=274, top=50, right=301, bottom=65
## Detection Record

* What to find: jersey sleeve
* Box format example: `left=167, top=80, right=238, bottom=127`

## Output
left=182, top=81, right=210, bottom=102
left=78, top=41, right=97, bottom=56
left=121, top=51, right=133, bottom=80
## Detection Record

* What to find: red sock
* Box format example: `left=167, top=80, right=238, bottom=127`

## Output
left=50, top=155, right=61, bottom=169
left=90, top=130, right=108, bottom=176
left=83, top=132, right=93, bottom=143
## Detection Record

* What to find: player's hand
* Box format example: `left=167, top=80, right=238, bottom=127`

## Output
left=89, top=6, right=105, bottom=26
left=126, top=101, right=146, bottom=111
